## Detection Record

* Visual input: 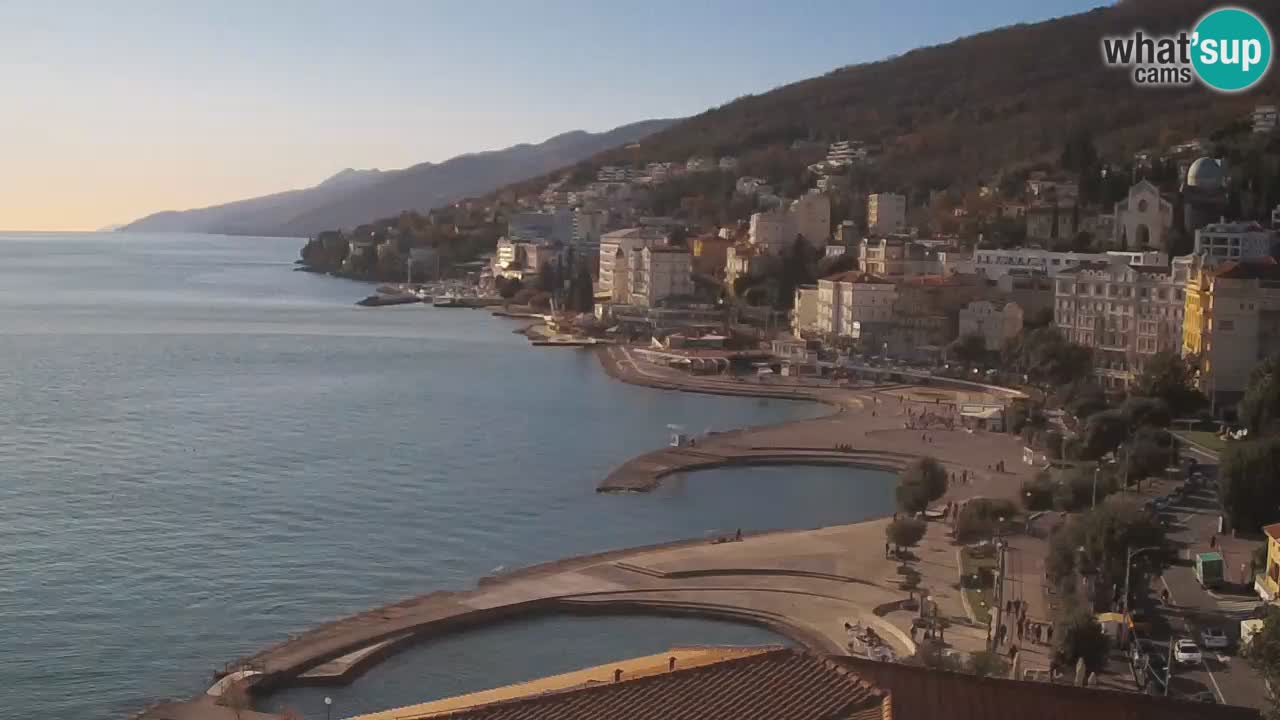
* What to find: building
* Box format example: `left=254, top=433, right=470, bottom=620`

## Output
left=997, top=273, right=1055, bottom=321
left=1181, top=158, right=1229, bottom=236
left=735, top=176, right=768, bottom=196
left=596, top=165, right=636, bottom=183
left=867, top=192, right=906, bottom=235
left=748, top=208, right=791, bottom=251
left=972, top=248, right=1166, bottom=279
left=836, top=655, right=1259, bottom=720
left=1112, top=180, right=1174, bottom=251
left=349, top=647, right=890, bottom=720
left=690, top=233, right=733, bottom=276
left=1193, top=220, right=1275, bottom=266
left=1025, top=203, right=1082, bottom=243
left=1254, top=104, right=1279, bottom=134
left=816, top=270, right=897, bottom=340
left=645, top=162, right=673, bottom=182
left=789, top=191, right=832, bottom=247
left=886, top=275, right=993, bottom=356
left=626, top=246, right=693, bottom=307
left=509, top=208, right=574, bottom=245
left=1055, top=256, right=1188, bottom=389
left=686, top=155, right=715, bottom=173
left=826, top=140, right=866, bottom=166
left=859, top=236, right=945, bottom=279
left=718, top=155, right=738, bottom=171
left=792, top=285, right=819, bottom=336
left=1182, top=257, right=1280, bottom=406
left=598, top=228, right=667, bottom=299
left=1257, top=523, right=1280, bottom=601
left=573, top=209, right=609, bottom=245
left=816, top=174, right=849, bottom=193
left=959, top=300, right=1024, bottom=351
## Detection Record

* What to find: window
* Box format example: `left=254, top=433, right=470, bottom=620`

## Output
left=1220, top=320, right=1235, bottom=331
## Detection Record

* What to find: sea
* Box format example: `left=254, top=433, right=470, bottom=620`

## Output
left=0, top=232, right=896, bottom=720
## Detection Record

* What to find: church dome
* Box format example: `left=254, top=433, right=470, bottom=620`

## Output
left=1186, top=157, right=1224, bottom=190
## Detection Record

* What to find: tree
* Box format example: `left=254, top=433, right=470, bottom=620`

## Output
left=1122, top=427, right=1175, bottom=483
left=896, top=458, right=948, bottom=513
left=1005, top=327, right=1092, bottom=392
left=967, top=650, right=1010, bottom=678
left=1052, top=466, right=1116, bottom=512
left=496, top=276, right=523, bottom=299
left=949, top=333, right=988, bottom=367
left=886, top=517, right=928, bottom=552
left=1047, top=496, right=1166, bottom=597
left=1079, top=409, right=1129, bottom=460
left=1246, top=606, right=1280, bottom=717
left=1021, top=473, right=1055, bottom=511
left=954, top=498, right=1019, bottom=542
left=1130, top=351, right=1206, bottom=417
left=1119, top=396, right=1171, bottom=430
left=1240, top=355, right=1280, bottom=436
left=1053, top=603, right=1109, bottom=672
left=1219, top=437, right=1280, bottom=533
left=1057, top=380, right=1107, bottom=421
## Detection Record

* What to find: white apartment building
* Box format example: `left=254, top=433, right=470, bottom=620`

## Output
left=1193, top=220, right=1275, bottom=266
left=748, top=208, right=791, bottom=251
left=598, top=227, right=667, bottom=299
left=736, top=176, right=768, bottom=196
left=867, top=193, right=906, bottom=235
left=1054, top=256, right=1188, bottom=389
left=972, top=248, right=1166, bottom=279
left=626, top=246, right=693, bottom=307
left=858, top=237, right=945, bottom=279
left=719, top=156, right=739, bottom=171
left=958, top=300, right=1024, bottom=351
left=815, top=271, right=897, bottom=339
left=792, top=286, right=819, bottom=336
left=597, top=166, right=638, bottom=183
left=1254, top=104, right=1278, bottom=134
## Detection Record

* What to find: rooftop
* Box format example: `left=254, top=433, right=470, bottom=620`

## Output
left=821, top=270, right=892, bottom=284
left=377, top=648, right=886, bottom=720
left=1264, top=522, right=1280, bottom=541
left=837, top=656, right=1260, bottom=720
left=1213, top=257, right=1280, bottom=280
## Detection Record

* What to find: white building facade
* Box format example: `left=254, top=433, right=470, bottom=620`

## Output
left=1193, top=221, right=1275, bottom=266
left=598, top=228, right=666, bottom=299
left=958, top=300, right=1024, bottom=351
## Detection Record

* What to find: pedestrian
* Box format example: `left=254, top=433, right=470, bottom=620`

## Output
left=1016, top=617, right=1024, bottom=639
left=1210, top=534, right=1217, bottom=549
left=1046, top=625, right=1053, bottom=644
left=1008, top=644, right=1018, bottom=662
left=735, top=528, right=742, bottom=541
left=885, top=541, right=891, bottom=558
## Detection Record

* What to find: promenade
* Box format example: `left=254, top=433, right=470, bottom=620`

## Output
left=138, top=346, right=1039, bottom=720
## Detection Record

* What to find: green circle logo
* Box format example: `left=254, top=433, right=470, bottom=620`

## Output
left=1192, top=7, right=1272, bottom=92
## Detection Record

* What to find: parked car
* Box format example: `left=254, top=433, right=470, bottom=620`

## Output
left=1200, top=627, right=1229, bottom=650
left=1174, top=638, right=1203, bottom=665
left=1189, top=690, right=1218, bottom=703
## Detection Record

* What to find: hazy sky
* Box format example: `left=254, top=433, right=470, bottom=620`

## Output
left=0, top=0, right=1105, bottom=231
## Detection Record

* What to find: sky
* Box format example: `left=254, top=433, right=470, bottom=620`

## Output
left=0, top=0, right=1108, bottom=231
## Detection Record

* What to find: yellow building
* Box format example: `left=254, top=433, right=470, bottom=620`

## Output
left=1182, top=256, right=1280, bottom=407
left=1256, top=523, right=1280, bottom=601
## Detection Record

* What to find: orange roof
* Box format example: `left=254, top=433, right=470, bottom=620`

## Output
left=427, top=648, right=886, bottom=720
left=1264, top=523, right=1280, bottom=541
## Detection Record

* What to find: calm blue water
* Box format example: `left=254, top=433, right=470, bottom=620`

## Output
left=0, top=232, right=895, bottom=720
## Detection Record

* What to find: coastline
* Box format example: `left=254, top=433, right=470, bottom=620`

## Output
left=136, top=341, right=1036, bottom=720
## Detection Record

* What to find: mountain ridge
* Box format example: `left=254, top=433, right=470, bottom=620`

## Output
left=120, top=118, right=677, bottom=237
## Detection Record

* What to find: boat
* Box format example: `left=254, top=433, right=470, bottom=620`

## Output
left=356, top=293, right=421, bottom=307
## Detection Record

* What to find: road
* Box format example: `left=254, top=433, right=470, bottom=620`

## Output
left=1132, top=455, right=1270, bottom=710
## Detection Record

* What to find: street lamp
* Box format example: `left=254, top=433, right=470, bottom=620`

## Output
left=324, top=696, right=333, bottom=720
left=1122, top=545, right=1163, bottom=615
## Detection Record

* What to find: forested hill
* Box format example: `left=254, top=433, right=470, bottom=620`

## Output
left=500, top=0, right=1280, bottom=204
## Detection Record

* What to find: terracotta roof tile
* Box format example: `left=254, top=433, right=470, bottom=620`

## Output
left=430, top=649, right=886, bottom=720
left=1264, top=522, right=1280, bottom=541
left=836, top=656, right=1260, bottom=720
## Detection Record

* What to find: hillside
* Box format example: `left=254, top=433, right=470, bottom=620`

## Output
left=121, top=119, right=676, bottom=237
left=496, top=0, right=1280, bottom=210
